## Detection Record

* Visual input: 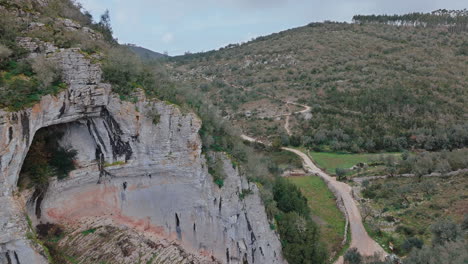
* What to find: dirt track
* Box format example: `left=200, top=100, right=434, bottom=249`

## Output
left=281, top=147, right=386, bottom=263
left=240, top=133, right=386, bottom=263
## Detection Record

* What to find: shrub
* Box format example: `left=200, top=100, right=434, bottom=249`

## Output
left=401, top=237, right=423, bottom=253
left=0, top=44, right=12, bottom=61
left=102, top=47, right=157, bottom=98
left=344, top=248, right=362, bottom=264
left=430, top=218, right=460, bottom=245
left=31, top=55, right=62, bottom=89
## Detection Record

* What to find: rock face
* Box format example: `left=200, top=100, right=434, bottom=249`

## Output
left=0, top=44, right=285, bottom=263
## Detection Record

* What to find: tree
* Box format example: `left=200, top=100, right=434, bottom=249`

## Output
left=273, top=178, right=310, bottom=217
left=405, top=240, right=467, bottom=264
left=383, top=155, right=398, bottom=176
left=96, top=9, right=114, bottom=42
left=435, top=159, right=451, bottom=174
left=412, top=153, right=434, bottom=178
left=430, top=219, right=460, bottom=245
left=361, top=203, right=373, bottom=222
left=419, top=181, right=436, bottom=196
left=396, top=184, right=413, bottom=204
left=289, top=135, right=301, bottom=147
left=271, top=137, right=283, bottom=151
left=277, top=212, right=327, bottom=264
left=335, top=168, right=348, bottom=181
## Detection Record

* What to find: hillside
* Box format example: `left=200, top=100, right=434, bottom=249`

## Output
left=170, top=19, right=468, bottom=153
left=125, top=44, right=168, bottom=61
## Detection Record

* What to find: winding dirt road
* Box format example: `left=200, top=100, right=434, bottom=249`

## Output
left=196, top=72, right=385, bottom=261
left=281, top=148, right=386, bottom=263
left=242, top=105, right=385, bottom=262
left=284, top=102, right=311, bottom=136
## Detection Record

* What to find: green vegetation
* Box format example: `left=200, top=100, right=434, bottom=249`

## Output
left=6, top=1, right=466, bottom=262
left=206, top=154, right=227, bottom=188
left=268, top=150, right=303, bottom=170
left=273, top=178, right=328, bottom=263
left=345, top=218, right=467, bottom=264
left=353, top=9, right=468, bottom=33
left=360, top=173, right=467, bottom=255
left=393, top=148, right=468, bottom=176
left=170, top=13, right=468, bottom=153
left=0, top=0, right=115, bottom=111
left=288, top=176, right=346, bottom=254
left=103, top=161, right=126, bottom=167
left=18, top=128, right=77, bottom=190
left=309, top=151, right=400, bottom=176
left=0, top=59, right=67, bottom=110
left=81, top=228, right=97, bottom=235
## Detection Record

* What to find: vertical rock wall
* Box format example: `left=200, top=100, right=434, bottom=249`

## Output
left=0, top=47, right=285, bottom=263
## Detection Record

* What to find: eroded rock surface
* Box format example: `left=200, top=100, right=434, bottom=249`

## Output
left=0, top=42, right=284, bottom=263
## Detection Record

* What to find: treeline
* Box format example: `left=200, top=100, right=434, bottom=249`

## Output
left=296, top=122, right=468, bottom=153
left=382, top=148, right=468, bottom=176
left=353, top=9, right=468, bottom=32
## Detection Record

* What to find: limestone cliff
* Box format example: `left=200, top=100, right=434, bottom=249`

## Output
left=0, top=35, right=284, bottom=264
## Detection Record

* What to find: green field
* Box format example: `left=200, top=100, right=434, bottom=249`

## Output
left=308, top=151, right=400, bottom=175
left=288, top=175, right=345, bottom=254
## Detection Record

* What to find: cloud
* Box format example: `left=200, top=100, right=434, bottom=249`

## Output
left=162, top=32, right=174, bottom=43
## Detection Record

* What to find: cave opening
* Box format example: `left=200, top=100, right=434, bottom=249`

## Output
left=17, top=125, right=79, bottom=192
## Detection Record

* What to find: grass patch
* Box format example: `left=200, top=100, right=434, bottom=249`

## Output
left=81, top=228, right=97, bottom=235
left=103, top=161, right=126, bottom=167
left=269, top=150, right=303, bottom=170
left=308, top=151, right=400, bottom=175
left=288, top=175, right=346, bottom=254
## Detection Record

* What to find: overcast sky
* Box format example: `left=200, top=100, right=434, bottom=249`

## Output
left=78, top=0, right=466, bottom=55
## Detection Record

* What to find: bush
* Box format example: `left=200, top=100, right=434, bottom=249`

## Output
left=430, top=218, right=460, bottom=245
left=0, top=44, right=12, bottom=61
left=401, top=237, right=423, bottom=253
left=344, top=248, right=362, bottom=264
left=32, top=55, right=62, bottom=89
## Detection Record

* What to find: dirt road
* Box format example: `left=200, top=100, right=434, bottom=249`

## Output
left=284, top=102, right=311, bottom=136
left=281, top=147, right=386, bottom=263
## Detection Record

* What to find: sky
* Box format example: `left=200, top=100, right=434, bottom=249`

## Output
left=78, top=0, right=466, bottom=55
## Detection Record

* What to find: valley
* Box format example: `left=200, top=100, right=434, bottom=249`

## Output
left=0, top=1, right=467, bottom=264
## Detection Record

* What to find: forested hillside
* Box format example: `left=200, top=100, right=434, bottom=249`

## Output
left=169, top=12, right=468, bottom=153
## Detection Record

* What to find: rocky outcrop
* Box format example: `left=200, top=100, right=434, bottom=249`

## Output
left=0, top=42, right=285, bottom=263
